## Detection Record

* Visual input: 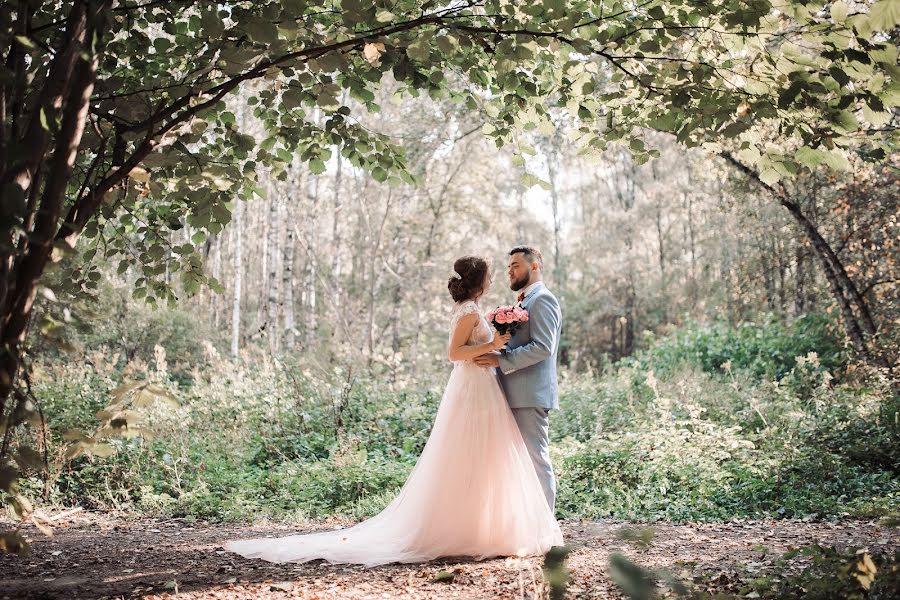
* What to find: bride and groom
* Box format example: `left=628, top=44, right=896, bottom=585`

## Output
left=226, top=246, right=564, bottom=565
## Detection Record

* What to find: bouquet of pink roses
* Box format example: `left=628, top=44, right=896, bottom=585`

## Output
left=486, top=305, right=529, bottom=336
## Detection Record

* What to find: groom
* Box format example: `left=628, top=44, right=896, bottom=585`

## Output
left=474, top=246, right=562, bottom=513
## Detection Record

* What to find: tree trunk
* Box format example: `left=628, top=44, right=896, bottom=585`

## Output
left=764, top=234, right=777, bottom=311
left=685, top=189, right=698, bottom=308
left=777, top=237, right=787, bottom=313
left=720, top=152, right=877, bottom=360
left=332, top=150, right=343, bottom=279
left=547, top=140, right=564, bottom=287
left=304, top=172, right=319, bottom=350
left=0, top=1, right=109, bottom=409
left=794, top=240, right=808, bottom=315
left=266, top=184, right=281, bottom=354
left=211, top=234, right=222, bottom=329
left=230, top=197, right=243, bottom=358
left=257, top=194, right=269, bottom=333
left=623, top=280, right=636, bottom=356
left=282, top=194, right=296, bottom=352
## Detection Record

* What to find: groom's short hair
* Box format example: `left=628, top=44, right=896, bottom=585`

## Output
left=509, top=246, right=543, bottom=270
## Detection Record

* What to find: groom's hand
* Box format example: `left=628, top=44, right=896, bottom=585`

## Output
left=473, top=352, right=500, bottom=368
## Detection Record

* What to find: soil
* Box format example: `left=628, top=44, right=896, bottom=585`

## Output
left=1, top=512, right=897, bottom=599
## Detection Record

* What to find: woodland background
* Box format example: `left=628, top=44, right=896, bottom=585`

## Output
left=0, top=1, right=898, bottom=598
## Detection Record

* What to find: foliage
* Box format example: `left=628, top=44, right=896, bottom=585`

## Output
left=609, top=542, right=900, bottom=599
left=555, top=357, right=898, bottom=521
left=1, top=0, right=896, bottom=312
left=626, top=313, right=847, bottom=380
left=4, top=314, right=892, bottom=528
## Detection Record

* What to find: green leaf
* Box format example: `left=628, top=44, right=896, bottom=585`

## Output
left=406, top=39, right=430, bottom=62
left=435, top=35, right=458, bottom=54
left=14, top=35, right=35, bottom=50
left=831, top=1, right=849, bottom=22
left=282, top=88, right=304, bottom=110
left=200, top=9, right=224, bottom=36
left=794, top=147, right=826, bottom=168
left=375, top=9, right=395, bottom=22
left=822, top=149, right=851, bottom=171
left=777, top=82, right=802, bottom=109
left=246, top=19, right=279, bottom=44
left=759, top=168, right=781, bottom=185
left=521, top=172, right=552, bottom=190
left=831, top=109, right=858, bottom=132
left=309, top=159, right=327, bottom=175
left=316, top=91, right=340, bottom=110
left=862, top=103, right=891, bottom=126
left=868, top=0, right=900, bottom=30
left=153, top=37, right=172, bottom=53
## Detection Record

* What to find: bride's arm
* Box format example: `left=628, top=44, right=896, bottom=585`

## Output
left=448, top=313, right=507, bottom=362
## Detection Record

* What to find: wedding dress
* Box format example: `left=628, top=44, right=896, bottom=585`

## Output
left=225, top=300, right=563, bottom=565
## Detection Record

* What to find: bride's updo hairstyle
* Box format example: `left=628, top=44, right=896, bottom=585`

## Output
left=448, top=256, right=489, bottom=303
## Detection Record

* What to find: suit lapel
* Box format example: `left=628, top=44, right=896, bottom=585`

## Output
left=520, top=283, right=544, bottom=307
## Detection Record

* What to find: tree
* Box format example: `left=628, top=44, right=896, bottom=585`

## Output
left=721, top=149, right=899, bottom=366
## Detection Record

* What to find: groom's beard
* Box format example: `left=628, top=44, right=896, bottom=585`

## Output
left=510, top=274, right=530, bottom=292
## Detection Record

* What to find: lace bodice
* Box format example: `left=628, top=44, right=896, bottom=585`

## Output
left=449, top=300, right=492, bottom=346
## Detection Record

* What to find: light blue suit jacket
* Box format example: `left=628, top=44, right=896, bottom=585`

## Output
left=497, top=283, right=561, bottom=410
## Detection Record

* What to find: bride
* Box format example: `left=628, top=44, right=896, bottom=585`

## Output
left=225, top=255, right=563, bottom=566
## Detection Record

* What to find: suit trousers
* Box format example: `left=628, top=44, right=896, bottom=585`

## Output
left=511, top=407, right=556, bottom=513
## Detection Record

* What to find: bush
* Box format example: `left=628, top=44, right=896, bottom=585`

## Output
left=628, top=313, right=847, bottom=380
left=19, top=313, right=899, bottom=524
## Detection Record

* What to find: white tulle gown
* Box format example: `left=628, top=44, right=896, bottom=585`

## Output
left=225, top=300, right=563, bottom=566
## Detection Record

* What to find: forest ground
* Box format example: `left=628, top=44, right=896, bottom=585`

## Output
left=1, top=512, right=897, bottom=599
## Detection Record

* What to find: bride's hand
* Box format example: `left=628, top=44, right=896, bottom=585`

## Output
left=491, top=333, right=511, bottom=350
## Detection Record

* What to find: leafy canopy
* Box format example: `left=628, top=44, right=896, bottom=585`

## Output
left=1, top=0, right=897, bottom=306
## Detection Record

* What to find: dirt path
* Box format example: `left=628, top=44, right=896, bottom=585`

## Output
left=1, top=513, right=896, bottom=599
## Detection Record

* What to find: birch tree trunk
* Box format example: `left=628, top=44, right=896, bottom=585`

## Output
left=303, top=172, right=319, bottom=349
left=230, top=196, right=243, bottom=358
left=266, top=182, right=281, bottom=353
left=282, top=186, right=296, bottom=351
